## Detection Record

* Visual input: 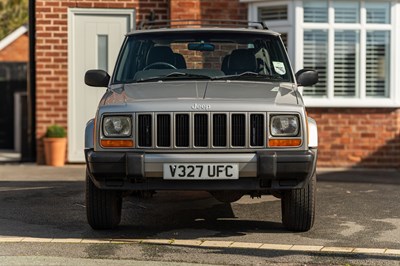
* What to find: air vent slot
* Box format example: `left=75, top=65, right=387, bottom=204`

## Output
left=250, top=114, right=264, bottom=146
left=194, top=114, right=208, bottom=147
left=175, top=114, right=190, bottom=147
left=138, top=114, right=152, bottom=147
left=213, top=114, right=227, bottom=147
left=157, top=114, right=171, bottom=147
left=231, top=114, right=246, bottom=147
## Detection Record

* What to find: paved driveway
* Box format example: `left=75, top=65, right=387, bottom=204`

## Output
left=0, top=164, right=399, bottom=265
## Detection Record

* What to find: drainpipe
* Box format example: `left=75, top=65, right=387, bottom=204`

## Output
left=24, top=0, right=36, bottom=162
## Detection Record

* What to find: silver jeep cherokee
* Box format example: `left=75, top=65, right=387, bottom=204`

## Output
left=84, top=21, right=319, bottom=232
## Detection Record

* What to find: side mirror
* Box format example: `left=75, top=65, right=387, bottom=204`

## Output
left=295, top=69, right=318, bottom=87
left=84, top=69, right=110, bottom=87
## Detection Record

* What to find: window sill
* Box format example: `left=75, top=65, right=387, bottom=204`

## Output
left=303, top=97, right=400, bottom=108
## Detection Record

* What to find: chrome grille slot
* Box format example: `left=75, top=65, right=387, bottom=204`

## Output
left=194, top=114, right=208, bottom=147
left=231, top=114, right=246, bottom=147
left=213, top=114, right=227, bottom=147
left=157, top=114, right=171, bottom=147
left=175, top=114, right=190, bottom=147
left=138, top=114, right=152, bottom=147
left=250, top=114, right=264, bottom=146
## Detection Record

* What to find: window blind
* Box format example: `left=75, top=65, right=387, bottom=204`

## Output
left=303, top=30, right=328, bottom=96
left=258, top=5, right=287, bottom=21
left=303, top=1, right=328, bottom=23
left=366, top=31, right=390, bottom=97
left=366, top=3, right=390, bottom=24
left=334, top=30, right=359, bottom=97
left=334, top=2, right=359, bottom=23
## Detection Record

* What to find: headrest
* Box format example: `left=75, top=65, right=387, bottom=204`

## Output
left=228, top=49, right=257, bottom=74
left=174, top=53, right=187, bottom=69
left=146, top=46, right=175, bottom=65
left=221, top=54, right=230, bottom=74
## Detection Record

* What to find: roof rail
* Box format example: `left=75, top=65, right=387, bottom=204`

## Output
left=138, top=19, right=269, bottom=30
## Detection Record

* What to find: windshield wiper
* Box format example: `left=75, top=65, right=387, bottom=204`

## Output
left=136, top=72, right=211, bottom=83
left=212, top=71, right=282, bottom=81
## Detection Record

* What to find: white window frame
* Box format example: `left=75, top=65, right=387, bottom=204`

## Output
left=247, top=0, right=400, bottom=107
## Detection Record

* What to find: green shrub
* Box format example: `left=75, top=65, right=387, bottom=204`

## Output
left=46, top=124, right=67, bottom=138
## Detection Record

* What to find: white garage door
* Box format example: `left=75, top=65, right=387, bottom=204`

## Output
left=68, top=9, right=135, bottom=162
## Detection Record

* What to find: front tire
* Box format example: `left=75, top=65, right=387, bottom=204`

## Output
left=86, top=171, right=122, bottom=229
left=281, top=173, right=316, bottom=232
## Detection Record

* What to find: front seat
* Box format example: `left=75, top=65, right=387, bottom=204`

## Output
left=146, top=46, right=176, bottom=68
left=174, top=53, right=187, bottom=69
left=226, top=49, right=257, bottom=75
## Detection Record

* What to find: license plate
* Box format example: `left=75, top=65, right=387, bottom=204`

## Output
left=163, top=163, right=239, bottom=180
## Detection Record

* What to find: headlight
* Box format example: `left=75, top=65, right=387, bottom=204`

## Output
left=270, top=115, right=299, bottom=137
left=103, top=116, right=132, bottom=137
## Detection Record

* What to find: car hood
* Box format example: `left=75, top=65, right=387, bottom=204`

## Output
left=104, top=80, right=299, bottom=106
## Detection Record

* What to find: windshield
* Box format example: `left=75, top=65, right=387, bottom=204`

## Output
left=112, top=30, right=293, bottom=84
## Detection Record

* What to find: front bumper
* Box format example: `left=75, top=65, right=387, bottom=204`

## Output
left=85, top=149, right=317, bottom=191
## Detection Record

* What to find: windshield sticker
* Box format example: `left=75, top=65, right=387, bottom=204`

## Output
left=271, top=87, right=280, bottom=92
left=273, top=61, right=286, bottom=75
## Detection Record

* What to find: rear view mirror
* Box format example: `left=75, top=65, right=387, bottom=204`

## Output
left=85, top=69, right=110, bottom=87
left=295, top=69, right=318, bottom=87
left=188, top=42, right=215, bottom=52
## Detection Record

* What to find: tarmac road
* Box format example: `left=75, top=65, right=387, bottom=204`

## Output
left=0, top=164, right=399, bottom=265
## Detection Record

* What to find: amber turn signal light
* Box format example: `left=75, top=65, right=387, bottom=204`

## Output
left=101, top=139, right=134, bottom=148
left=269, top=139, right=302, bottom=147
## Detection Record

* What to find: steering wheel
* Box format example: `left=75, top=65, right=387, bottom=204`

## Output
left=143, top=62, right=177, bottom=70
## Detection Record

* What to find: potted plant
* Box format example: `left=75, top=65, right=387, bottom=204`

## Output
left=43, top=124, right=67, bottom=166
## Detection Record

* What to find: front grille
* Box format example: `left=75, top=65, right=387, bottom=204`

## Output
left=137, top=112, right=266, bottom=149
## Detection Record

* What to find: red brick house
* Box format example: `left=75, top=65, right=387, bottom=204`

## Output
left=30, top=0, right=400, bottom=168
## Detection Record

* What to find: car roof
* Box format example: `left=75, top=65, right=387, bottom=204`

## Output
left=126, top=27, right=281, bottom=37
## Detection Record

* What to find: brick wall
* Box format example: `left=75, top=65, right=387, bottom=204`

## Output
left=170, top=0, right=247, bottom=21
left=170, top=0, right=201, bottom=20
left=200, top=0, right=247, bottom=21
left=0, top=34, right=29, bottom=62
left=308, top=108, right=400, bottom=168
left=35, top=0, right=169, bottom=163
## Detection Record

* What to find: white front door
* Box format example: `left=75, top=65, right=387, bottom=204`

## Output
left=68, top=9, right=135, bottom=162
